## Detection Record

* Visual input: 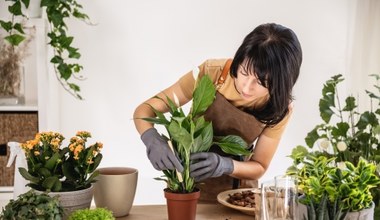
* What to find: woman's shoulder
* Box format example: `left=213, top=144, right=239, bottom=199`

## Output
left=199, top=58, right=231, bottom=81
left=201, top=58, right=230, bottom=68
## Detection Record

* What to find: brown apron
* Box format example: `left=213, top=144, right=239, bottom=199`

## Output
left=196, top=59, right=266, bottom=203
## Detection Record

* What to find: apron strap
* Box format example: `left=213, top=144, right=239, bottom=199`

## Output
left=217, top=59, right=240, bottom=189
left=216, top=59, right=233, bottom=89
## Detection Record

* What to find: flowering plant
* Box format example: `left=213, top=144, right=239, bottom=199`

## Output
left=287, top=74, right=380, bottom=218
left=18, top=131, right=103, bottom=192
left=302, top=74, right=380, bottom=166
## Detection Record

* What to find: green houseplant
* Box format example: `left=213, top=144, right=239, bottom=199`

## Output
left=141, top=75, right=250, bottom=220
left=288, top=148, right=380, bottom=219
left=287, top=74, right=380, bottom=219
left=142, top=74, right=250, bottom=194
left=68, top=208, right=115, bottom=220
left=0, top=189, right=64, bottom=219
left=0, top=0, right=90, bottom=99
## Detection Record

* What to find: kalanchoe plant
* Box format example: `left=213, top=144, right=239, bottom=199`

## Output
left=142, top=74, right=250, bottom=193
left=18, top=131, right=103, bottom=192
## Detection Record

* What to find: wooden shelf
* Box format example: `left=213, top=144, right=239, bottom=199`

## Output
left=0, top=106, right=38, bottom=112
left=0, top=101, right=38, bottom=112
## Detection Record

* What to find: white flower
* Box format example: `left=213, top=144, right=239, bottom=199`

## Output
left=372, top=143, right=377, bottom=149
left=192, top=67, right=200, bottom=80
left=173, top=92, right=180, bottom=107
left=336, top=141, right=347, bottom=152
left=337, top=161, right=347, bottom=170
left=319, top=138, right=330, bottom=151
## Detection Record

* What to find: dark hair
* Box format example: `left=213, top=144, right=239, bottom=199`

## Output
left=230, top=23, right=302, bottom=125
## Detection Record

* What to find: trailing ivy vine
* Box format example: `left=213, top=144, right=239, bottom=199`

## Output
left=1, top=0, right=91, bottom=99
left=42, top=0, right=90, bottom=99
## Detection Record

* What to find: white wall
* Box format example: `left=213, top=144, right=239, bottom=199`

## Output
left=2, top=0, right=369, bottom=205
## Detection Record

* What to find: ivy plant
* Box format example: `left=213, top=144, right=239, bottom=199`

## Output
left=0, top=0, right=91, bottom=99
left=0, top=190, right=64, bottom=219
left=142, top=74, right=250, bottom=193
left=42, top=0, right=90, bottom=99
left=0, top=0, right=29, bottom=46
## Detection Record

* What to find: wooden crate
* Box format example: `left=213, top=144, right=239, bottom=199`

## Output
left=0, top=112, right=38, bottom=186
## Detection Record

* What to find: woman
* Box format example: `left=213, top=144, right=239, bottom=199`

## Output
left=133, top=23, right=302, bottom=202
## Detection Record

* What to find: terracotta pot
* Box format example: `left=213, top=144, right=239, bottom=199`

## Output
left=164, top=188, right=200, bottom=220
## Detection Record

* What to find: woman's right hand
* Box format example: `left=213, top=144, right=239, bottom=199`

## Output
left=141, top=128, right=184, bottom=172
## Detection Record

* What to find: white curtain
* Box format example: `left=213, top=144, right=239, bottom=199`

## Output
left=347, top=0, right=380, bottom=109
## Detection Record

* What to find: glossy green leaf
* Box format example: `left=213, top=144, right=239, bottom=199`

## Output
left=18, top=167, right=40, bottom=183
left=4, top=34, right=25, bottom=46
left=44, top=152, right=61, bottom=170
left=214, top=135, right=249, bottom=156
left=191, top=75, right=216, bottom=116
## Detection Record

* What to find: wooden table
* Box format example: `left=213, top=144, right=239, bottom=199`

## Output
left=116, top=203, right=255, bottom=220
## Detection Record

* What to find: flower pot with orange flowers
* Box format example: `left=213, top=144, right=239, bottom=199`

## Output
left=18, top=131, right=104, bottom=219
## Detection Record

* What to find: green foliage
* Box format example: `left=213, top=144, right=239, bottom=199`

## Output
left=144, top=75, right=250, bottom=193
left=41, top=0, right=90, bottom=100
left=1, top=0, right=90, bottom=99
left=304, top=74, right=380, bottom=167
left=0, top=0, right=28, bottom=47
left=287, top=74, right=380, bottom=218
left=288, top=150, right=380, bottom=219
left=0, top=190, right=64, bottom=219
left=68, top=208, right=115, bottom=220
left=18, top=131, right=103, bottom=192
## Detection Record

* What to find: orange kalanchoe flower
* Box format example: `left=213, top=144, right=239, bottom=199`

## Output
left=19, top=130, right=103, bottom=192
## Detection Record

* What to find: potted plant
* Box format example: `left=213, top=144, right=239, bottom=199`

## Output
left=0, top=0, right=90, bottom=99
left=141, top=74, right=250, bottom=220
left=288, top=148, right=380, bottom=219
left=17, top=131, right=103, bottom=218
left=68, top=208, right=115, bottom=220
left=0, top=189, right=64, bottom=219
left=287, top=74, right=380, bottom=219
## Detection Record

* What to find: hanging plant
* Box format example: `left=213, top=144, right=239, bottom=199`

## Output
left=0, top=0, right=91, bottom=99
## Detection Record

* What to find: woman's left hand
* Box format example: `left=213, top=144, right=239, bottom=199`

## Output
left=189, top=152, right=233, bottom=181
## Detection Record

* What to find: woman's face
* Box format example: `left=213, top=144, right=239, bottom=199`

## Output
left=234, top=60, right=269, bottom=101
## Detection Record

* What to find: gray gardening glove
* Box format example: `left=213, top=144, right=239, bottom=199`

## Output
left=189, top=152, right=234, bottom=182
left=141, top=128, right=184, bottom=172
